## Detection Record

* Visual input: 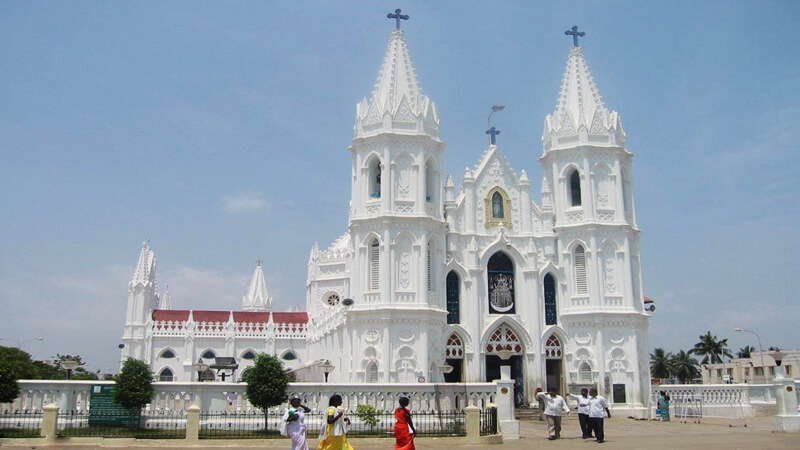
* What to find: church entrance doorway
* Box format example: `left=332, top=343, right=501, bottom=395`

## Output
left=444, top=333, right=464, bottom=383
left=484, top=323, right=525, bottom=406
left=545, top=335, right=564, bottom=393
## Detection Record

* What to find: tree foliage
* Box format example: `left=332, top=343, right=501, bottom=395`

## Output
left=245, top=354, right=289, bottom=414
left=671, top=350, right=700, bottom=383
left=0, top=364, right=20, bottom=404
left=649, top=348, right=674, bottom=379
left=0, top=345, right=98, bottom=380
left=690, top=330, right=733, bottom=364
left=114, top=359, right=154, bottom=411
left=737, top=345, right=756, bottom=359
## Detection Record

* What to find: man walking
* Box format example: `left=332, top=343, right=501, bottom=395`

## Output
left=588, top=388, right=611, bottom=443
left=536, top=387, right=569, bottom=440
left=568, top=388, right=592, bottom=439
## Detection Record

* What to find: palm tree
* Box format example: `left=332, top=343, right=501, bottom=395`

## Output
left=737, top=345, right=756, bottom=359
left=671, top=350, right=700, bottom=383
left=649, top=348, right=674, bottom=379
left=690, top=330, right=733, bottom=364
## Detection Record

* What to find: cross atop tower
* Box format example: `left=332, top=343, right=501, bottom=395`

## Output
left=486, top=126, right=501, bottom=145
left=387, top=8, right=409, bottom=30
left=565, top=25, right=585, bottom=47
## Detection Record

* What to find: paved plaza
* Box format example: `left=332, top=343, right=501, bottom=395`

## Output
left=3, top=416, right=798, bottom=449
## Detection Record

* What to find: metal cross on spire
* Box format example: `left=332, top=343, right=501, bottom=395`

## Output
left=387, top=8, right=409, bottom=30
left=486, top=126, right=501, bottom=145
left=565, top=25, right=585, bottom=47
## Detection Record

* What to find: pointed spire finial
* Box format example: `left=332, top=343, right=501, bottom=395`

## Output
left=565, top=25, right=585, bottom=47
left=387, top=8, right=409, bottom=30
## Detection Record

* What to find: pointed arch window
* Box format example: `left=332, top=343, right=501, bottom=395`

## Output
left=484, top=187, right=511, bottom=228
left=369, top=239, right=380, bottom=291
left=427, top=241, right=433, bottom=291
left=368, top=158, right=381, bottom=199
left=425, top=160, right=435, bottom=203
left=545, top=335, right=563, bottom=359
left=159, top=349, right=176, bottom=359
left=281, top=351, right=297, bottom=361
left=488, top=252, right=515, bottom=314
left=158, top=368, right=174, bottom=382
left=241, top=351, right=256, bottom=360
left=446, top=271, right=460, bottom=324
left=574, top=246, right=588, bottom=294
left=569, top=169, right=582, bottom=207
left=201, top=350, right=216, bottom=360
left=579, top=362, right=592, bottom=383
left=544, top=273, right=558, bottom=325
left=366, top=361, right=378, bottom=383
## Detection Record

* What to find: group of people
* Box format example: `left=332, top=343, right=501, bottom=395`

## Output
left=281, top=395, right=416, bottom=450
left=535, top=387, right=611, bottom=443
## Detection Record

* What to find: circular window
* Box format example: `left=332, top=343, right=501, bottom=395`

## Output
left=326, top=293, right=341, bottom=306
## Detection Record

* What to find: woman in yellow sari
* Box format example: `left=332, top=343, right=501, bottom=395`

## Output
left=318, top=394, right=354, bottom=450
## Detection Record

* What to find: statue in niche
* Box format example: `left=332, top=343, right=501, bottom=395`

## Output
left=492, top=192, right=504, bottom=218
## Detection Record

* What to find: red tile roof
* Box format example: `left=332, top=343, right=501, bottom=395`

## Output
left=152, top=310, right=190, bottom=321
left=233, top=311, right=270, bottom=323
left=272, top=312, right=308, bottom=324
left=192, top=311, right=231, bottom=323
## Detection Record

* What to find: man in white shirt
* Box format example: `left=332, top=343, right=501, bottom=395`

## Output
left=588, top=388, right=611, bottom=443
left=568, top=388, right=592, bottom=439
left=536, top=387, right=569, bottom=440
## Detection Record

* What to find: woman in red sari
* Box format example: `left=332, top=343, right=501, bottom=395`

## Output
left=394, top=396, right=416, bottom=450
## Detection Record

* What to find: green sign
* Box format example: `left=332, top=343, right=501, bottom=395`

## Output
left=89, top=385, right=135, bottom=426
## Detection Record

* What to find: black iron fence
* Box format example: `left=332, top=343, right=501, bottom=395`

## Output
left=199, top=409, right=466, bottom=439
left=479, top=407, right=498, bottom=436
left=0, top=410, right=42, bottom=438
left=57, top=410, right=186, bottom=439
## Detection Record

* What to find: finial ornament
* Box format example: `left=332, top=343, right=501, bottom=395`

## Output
left=565, top=25, right=585, bottom=47
left=387, top=8, right=409, bottom=30
left=256, top=259, right=263, bottom=266
left=486, top=126, right=501, bottom=145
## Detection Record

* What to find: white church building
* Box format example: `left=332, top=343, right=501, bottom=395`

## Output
left=121, top=18, right=652, bottom=414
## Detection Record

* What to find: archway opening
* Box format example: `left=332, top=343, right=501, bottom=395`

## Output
left=545, top=335, right=564, bottom=393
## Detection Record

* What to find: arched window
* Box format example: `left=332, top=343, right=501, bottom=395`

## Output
left=282, top=351, right=297, bottom=361
left=488, top=252, right=515, bottom=314
left=241, top=351, right=256, bottom=360
left=201, top=350, right=216, bottom=360
left=158, top=368, right=174, bottom=382
left=569, top=169, right=582, bottom=207
left=446, top=271, right=460, bottom=324
left=574, top=245, right=588, bottom=294
left=366, top=361, right=378, bottom=383
left=159, top=349, right=176, bottom=359
left=544, top=273, right=557, bottom=325
left=579, top=362, right=592, bottom=383
left=492, top=192, right=504, bottom=218
left=426, top=241, right=433, bottom=291
left=368, top=158, right=381, bottom=199
left=545, top=335, right=563, bottom=359
left=369, top=239, right=380, bottom=290
left=425, top=159, right=435, bottom=202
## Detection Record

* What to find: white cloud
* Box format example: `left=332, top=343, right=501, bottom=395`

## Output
left=222, top=192, right=268, bottom=213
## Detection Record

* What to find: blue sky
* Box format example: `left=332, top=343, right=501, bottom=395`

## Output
left=1, top=1, right=798, bottom=372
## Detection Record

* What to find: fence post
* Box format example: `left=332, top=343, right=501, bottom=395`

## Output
left=465, top=405, right=480, bottom=442
left=40, top=403, right=59, bottom=440
left=186, top=404, right=200, bottom=441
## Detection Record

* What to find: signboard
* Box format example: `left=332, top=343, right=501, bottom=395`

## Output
left=89, top=385, right=134, bottom=426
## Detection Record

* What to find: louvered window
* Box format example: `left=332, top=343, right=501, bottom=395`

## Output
left=579, top=362, right=592, bottom=382
left=367, top=361, right=378, bottom=383
left=427, top=241, right=433, bottom=291
left=574, top=246, right=588, bottom=294
left=369, top=240, right=380, bottom=290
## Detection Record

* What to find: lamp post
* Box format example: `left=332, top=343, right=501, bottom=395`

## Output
left=320, top=360, right=335, bottom=383
left=60, top=359, right=79, bottom=379
left=734, top=328, right=765, bottom=383
left=0, top=337, right=44, bottom=350
left=192, top=359, right=209, bottom=382
left=487, top=105, right=505, bottom=145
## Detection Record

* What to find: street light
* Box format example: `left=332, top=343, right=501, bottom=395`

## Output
left=60, top=359, right=79, bottom=379
left=191, top=359, right=209, bottom=382
left=487, top=105, right=505, bottom=145
left=320, top=360, right=335, bottom=383
left=734, top=328, right=765, bottom=382
left=0, top=337, right=44, bottom=350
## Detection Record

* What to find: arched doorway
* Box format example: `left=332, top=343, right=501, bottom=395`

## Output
left=484, top=323, right=525, bottom=406
left=444, top=333, right=464, bottom=383
left=545, top=335, right=564, bottom=393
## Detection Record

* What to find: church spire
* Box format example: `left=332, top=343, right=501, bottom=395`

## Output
left=130, top=241, right=156, bottom=288
left=242, top=260, right=272, bottom=311
left=542, top=37, right=625, bottom=152
left=354, top=14, right=439, bottom=140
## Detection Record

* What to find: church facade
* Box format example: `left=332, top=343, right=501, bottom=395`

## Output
left=121, top=21, right=652, bottom=415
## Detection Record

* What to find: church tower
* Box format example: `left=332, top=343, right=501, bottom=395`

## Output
left=539, top=28, right=649, bottom=412
left=121, top=242, right=158, bottom=364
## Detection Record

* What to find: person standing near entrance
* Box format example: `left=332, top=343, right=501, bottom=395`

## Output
left=536, top=388, right=569, bottom=440
left=568, top=388, right=592, bottom=439
left=588, top=388, right=611, bottom=443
